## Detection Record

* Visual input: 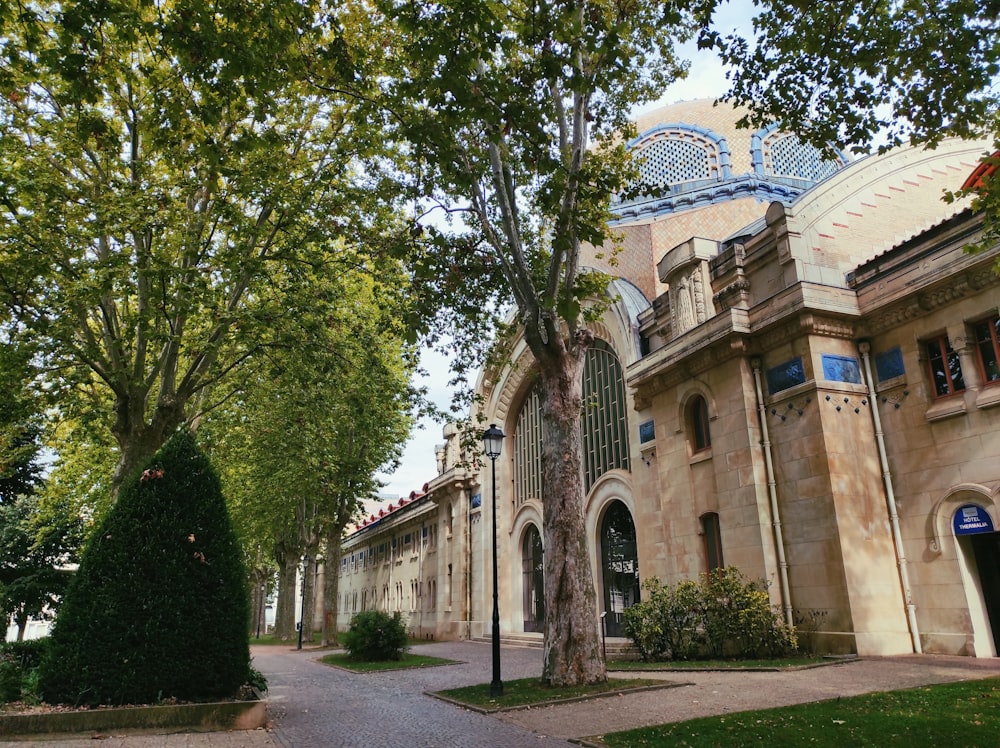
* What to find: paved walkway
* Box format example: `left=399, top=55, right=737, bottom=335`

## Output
left=7, top=642, right=1000, bottom=746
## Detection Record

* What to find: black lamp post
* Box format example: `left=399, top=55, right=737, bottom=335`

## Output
left=297, top=554, right=309, bottom=651
left=483, top=423, right=505, bottom=697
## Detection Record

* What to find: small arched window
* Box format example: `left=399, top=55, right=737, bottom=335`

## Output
left=690, top=395, right=711, bottom=452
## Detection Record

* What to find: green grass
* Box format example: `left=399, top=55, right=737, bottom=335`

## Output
left=608, top=656, right=830, bottom=670
left=435, top=676, right=671, bottom=710
left=319, top=652, right=458, bottom=672
left=598, top=676, right=1000, bottom=748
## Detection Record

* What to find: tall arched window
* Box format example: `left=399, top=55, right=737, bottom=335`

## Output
left=690, top=395, right=711, bottom=452
left=512, top=339, right=631, bottom=502
left=601, top=501, right=640, bottom=637
left=583, top=340, right=631, bottom=490
left=513, top=386, right=544, bottom=507
left=521, top=525, right=545, bottom=632
left=701, top=512, right=724, bottom=573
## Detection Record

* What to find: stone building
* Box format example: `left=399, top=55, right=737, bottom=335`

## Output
left=336, top=99, right=1000, bottom=657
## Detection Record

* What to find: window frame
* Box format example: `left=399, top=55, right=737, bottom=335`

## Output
left=973, top=314, right=1000, bottom=385
left=924, top=334, right=966, bottom=399
left=689, top=394, right=711, bottom=453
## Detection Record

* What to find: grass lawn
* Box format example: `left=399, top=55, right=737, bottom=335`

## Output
left=319, top=652, right=458, bottom=672
left=435, top=676, right=674, bottom=711
left=597, top=676, right=1000, bottom=748
left=608, top=656, right=832, bottom=671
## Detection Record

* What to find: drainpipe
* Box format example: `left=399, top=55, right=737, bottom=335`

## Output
left=858, top=341, right=921, bottom=653
left=750, top=358, right=794, bottom=627
left=465, top=486, right=473, bottom=640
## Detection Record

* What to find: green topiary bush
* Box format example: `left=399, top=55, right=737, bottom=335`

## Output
left=38, top=430, right=251, bottom=706
left=341, top=610, right=409, bottom=661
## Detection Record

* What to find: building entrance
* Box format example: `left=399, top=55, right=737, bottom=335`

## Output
left=600, top=501, right=639, bottom=637
left=970, top=532, right=1000, bottom=654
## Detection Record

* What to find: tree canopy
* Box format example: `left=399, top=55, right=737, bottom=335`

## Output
left=0, top=0, right=409, bottom=493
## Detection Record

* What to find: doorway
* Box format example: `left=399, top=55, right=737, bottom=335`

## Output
left=600, top=501, right=639, bottom=637
left=970, top=532, right=1000, bottom=654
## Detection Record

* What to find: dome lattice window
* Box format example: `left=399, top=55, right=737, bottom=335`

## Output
left=763, top=132, right=842, bottom=182
left=631, top=127, right=722, bottom=194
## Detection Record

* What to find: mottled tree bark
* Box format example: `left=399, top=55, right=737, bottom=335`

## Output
left=536, top=330, right=606, bottom=686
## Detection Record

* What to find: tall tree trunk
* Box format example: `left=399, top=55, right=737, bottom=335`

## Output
left=299, top=540, right=320, bottom=643
left=537, top=333, right=606, bottom=686
left=248, top=566, right=268, bottom=637
left=273, top=539, right=300, bottom=641
left=321, top=530, right=344, bottom=646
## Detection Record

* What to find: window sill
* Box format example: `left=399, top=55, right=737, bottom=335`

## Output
left=976, top=383, right=1000, bottom=410
left=689, top=448, right=713, bottom=465
left=925, top=396, right=967, bottom=422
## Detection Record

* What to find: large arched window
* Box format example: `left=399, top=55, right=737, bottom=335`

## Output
left=513, top=386, right=544, bottom=507
left=513, top=340, right=631, bottom=503
left=601, top=501, right=640, bottom=637
left=582, top=340, right=631, bottom=490
left=521, top=525, right=544, bottom=633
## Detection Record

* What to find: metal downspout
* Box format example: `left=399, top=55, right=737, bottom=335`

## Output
left=750, top=358, right=794, bottom=627
left=465, top=486, right=473, bottom=640
left=859, top=341, right=922, bottom=653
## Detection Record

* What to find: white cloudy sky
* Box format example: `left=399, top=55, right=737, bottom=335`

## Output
left=376, top=9, right=754, bottom=498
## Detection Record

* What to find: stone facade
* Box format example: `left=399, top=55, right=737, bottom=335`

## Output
left=336, top=100, right=1000, bottom=658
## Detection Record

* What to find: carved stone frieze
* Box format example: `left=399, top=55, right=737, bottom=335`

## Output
left=919, top=277, right=970, bottom=311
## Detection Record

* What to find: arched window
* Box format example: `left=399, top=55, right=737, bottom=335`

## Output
left=701, top=512, right=724, bottom=573
left=583, top=340, right=631, bottom=490
left=601, top=501, right=640, bottom=637
left=521, top=525, right=545, bottom=633
left=512, top=340, right=631, bottom=502
left=690, top=395, right=711, bottom=452
left=754, top=126, right=844, bottom=183
left=513, top=386, right=544, bottom=507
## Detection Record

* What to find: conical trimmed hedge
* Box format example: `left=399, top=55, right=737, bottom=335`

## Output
left=39, top=430, right=251, bottom=706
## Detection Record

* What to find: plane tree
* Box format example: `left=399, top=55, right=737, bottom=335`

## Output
left=355, top=0, right=705, bottom=685
left=204, top=258, right=415, bottom=643
left=0, top=0, right=403, bottom=495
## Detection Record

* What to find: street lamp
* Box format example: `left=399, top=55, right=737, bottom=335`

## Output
left=297, top=554, right=309, bottom=651
left=483, top=423, right=505, bottom=697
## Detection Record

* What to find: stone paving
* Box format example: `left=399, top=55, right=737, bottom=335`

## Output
left=6, top=641, right=1000, bottom=747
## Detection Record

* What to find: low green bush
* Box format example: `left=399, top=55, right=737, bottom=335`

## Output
left=622, top=567, right=796, bottom=661
left=341, top=610, right=409, bottom=661
left=0, top=639, right=49, bottom=703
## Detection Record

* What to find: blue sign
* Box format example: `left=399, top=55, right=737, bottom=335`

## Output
left=953, top=504, right=995, bottom=536
left=638, top=420, right=656, bottom=444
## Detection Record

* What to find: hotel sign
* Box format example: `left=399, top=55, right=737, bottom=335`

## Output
left=952, top=504, right=995, bottom=536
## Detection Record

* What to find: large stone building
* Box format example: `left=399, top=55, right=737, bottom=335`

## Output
left=336, top=99, right=1000, bottom=657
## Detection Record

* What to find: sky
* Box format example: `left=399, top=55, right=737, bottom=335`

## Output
left=375, top=10, right=754, bottom=499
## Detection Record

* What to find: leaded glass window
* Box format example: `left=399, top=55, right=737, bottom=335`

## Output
left=512, top=340, right=631, bottom=503
left=513, top=386, right=544, bottom=507
left=583, top=340, right=631, bottom=491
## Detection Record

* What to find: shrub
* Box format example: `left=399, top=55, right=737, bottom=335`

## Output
left=623, top=577, right=703, bottom=660
left=38, top=430, right=251, bottom=706
left=341, top=610, right=409, bottom=661
left=0, top=639, right=49, bottom=703
left=622, top=567, right=797, bottom=661
left=701, top=567, right=796, bottom=658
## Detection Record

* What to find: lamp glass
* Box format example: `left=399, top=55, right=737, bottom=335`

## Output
left=483, top=423, right=505, bottom=459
